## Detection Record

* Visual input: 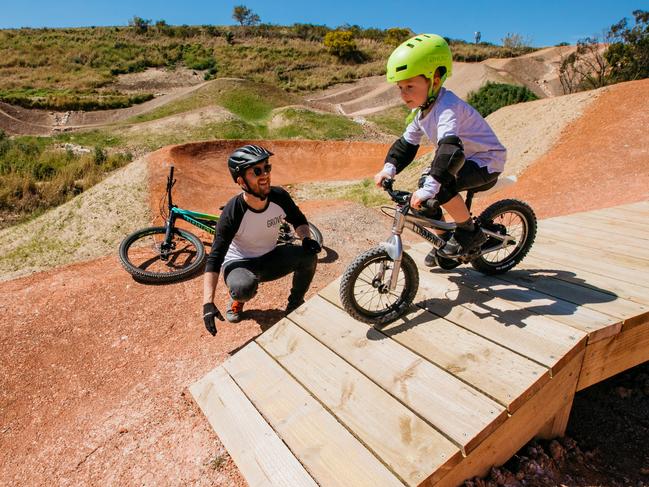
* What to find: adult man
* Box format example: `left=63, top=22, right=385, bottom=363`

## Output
left=202, top=144, right=321, bottom=336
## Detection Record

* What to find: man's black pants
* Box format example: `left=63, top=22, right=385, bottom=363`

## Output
left=223, top=244, right=317, bottom=308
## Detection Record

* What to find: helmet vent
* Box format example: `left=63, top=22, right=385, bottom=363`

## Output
left=396, top=65, right=408, bottom=72
left=415, top=37, right=423, bottom=42
left=406, top=43, right=414, bottom=48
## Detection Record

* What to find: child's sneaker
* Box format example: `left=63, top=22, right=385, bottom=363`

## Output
left=226, top=298, right=245, bottom=323
left=439, top=226, right=487, bottom=257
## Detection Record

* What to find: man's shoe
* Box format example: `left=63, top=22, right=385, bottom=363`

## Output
left=439, top=226, right=487, bottom=257
left=285, top=300, right=305, bottom=316
left=226, top=298, right=245, bottom=323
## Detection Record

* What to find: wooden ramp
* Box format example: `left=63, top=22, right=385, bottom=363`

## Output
left=190, top=201, right=649, bottom=487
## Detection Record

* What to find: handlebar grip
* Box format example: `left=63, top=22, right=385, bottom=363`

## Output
left=381, top=178, right=394, bottom=190
left=423, top=199, right=440, bottom=210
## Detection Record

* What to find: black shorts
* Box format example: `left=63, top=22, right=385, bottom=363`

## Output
left=435, top=160, right=500, bottom=205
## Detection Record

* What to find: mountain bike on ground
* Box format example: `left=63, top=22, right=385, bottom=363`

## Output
left=339, top=177, right=536, bottom=325
left=119, top=165, right=323, bottom=284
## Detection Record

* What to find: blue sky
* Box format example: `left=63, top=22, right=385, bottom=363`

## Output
left=0, top=0, right=642, bottom=46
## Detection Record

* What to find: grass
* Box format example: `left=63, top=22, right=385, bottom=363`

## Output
left=0, top=26, right=537, bottom=110
left=367, top=105, right=410, bottom=136
left=269, top=108, right=363, bottom=139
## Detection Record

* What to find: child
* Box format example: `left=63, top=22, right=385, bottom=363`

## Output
left=374, top=34, right=506, bottom=267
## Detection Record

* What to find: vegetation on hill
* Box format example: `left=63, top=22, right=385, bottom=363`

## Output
left=0, top=129, right=132, bottom=227
left=0, top=24, right=535, bottom=111
left=559, top=9, right=648, bottom=93
left=467, top=82, right=539, bottom=117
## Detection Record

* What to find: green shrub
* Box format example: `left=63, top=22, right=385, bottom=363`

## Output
left=467, top=82, right=538, bottom=117
left=385, top=28, right=411, bottom=47
left=324, top=31, right=357, bottom=59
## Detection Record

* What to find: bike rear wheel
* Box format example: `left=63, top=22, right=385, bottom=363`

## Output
left=277, top=222, right=324, bottom=247
left=472, top=199, right=537, bottom=275
left=119, top=226, right=206, bottom=283
left=340, top=246, right=419, bottom=325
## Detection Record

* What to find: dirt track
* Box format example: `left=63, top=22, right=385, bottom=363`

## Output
left=2, top=79, right=649, bottom=486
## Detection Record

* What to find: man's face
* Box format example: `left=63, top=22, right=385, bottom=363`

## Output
left=242, top=160, right=272, bottom=198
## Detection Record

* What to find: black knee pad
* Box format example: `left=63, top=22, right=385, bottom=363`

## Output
left=226, top=267, right=259, bottom=302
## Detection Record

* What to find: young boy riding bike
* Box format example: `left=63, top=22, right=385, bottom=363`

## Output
left=374, top=34, right=507, bottom=267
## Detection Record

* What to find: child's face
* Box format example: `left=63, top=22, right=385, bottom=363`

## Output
left=397, top=75, right=431, bottom=109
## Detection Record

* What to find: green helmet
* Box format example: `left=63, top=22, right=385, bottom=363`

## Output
left=386, top=33, right=453, bottom=86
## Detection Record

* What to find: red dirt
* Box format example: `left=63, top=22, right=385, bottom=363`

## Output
left=491, top=78, right=649, bottom=218
left=2, top=80, right=648, bottom=486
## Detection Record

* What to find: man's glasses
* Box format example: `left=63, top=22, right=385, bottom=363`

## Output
left=251, top=164, right=272, bottom=177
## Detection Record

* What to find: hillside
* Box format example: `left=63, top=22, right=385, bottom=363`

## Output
left=1, top=78, right=648, bottom=487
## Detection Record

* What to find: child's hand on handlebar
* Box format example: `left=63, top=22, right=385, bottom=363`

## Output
left=410, top=191, right=425, bottom=209
left=374, top=170, right=392, bottom=188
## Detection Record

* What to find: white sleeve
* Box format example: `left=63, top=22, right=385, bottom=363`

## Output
left=413, top=175, right=441, bottom=201
left=436, top=107, right=458, bottom=141
left=403, top=117, right=424, bottom=145
left=382, top=163, right=397, bottom=177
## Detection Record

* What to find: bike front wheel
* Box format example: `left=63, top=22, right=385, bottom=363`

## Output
left=472, top=199, right=537, bottom=275
left=119, top=226, right=206, bottom=283
left=339, top=246, right=419, bottom=325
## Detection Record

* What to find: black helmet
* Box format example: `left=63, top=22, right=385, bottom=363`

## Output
left=228, top=144, right=273, bottom=182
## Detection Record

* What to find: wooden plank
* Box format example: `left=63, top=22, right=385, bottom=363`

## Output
left=529, top=239, right=649, bottom=287
left=502, top=263, right=649, bottom=323
left=428, top=349, right=585, bottom=487
left=584, top=206, right=649, bottom=225
left=224, top=342, right=405, bottom=487
left=291, top=295, right=507, bottom=454
left=257, top=319, right=461, bottom=486
left=538, top=219, right=649, bottom=261
left=617, top=200, right=649, bottom=212
left=577, top=320, right=649, bottom=390
left=537, top=401, right=574, bottom=440
left=405, top=247, right=587, bottom=374
left=547, top=212, right=649, bottom=240
left=189, top=367, right=317, bottom=487
left=413, top=254, right=622, bottom=344
left=378, top=306, right=551, bottom=413
left=523, top=253, right=649, bottom=308
left=319, top=280, right=550, bottom=413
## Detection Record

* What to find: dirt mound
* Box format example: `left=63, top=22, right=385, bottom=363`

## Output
left=491, top=78, right=649, bottom=218
left=0, top=157, right=151, bottom=282
left=488, top=89, right=602, bottom=178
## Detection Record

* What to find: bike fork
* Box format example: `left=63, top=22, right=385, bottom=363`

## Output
left=382, top=209, right=407, bottom=291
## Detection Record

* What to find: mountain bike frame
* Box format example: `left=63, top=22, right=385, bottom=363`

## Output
left=380, top=178, right=516, bottom=290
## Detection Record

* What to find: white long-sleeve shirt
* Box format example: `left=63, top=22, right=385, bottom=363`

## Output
left=385, top=87, right=506, bottom=200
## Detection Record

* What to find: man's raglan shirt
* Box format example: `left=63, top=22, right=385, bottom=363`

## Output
left=205, top=187, right=308, bottom=273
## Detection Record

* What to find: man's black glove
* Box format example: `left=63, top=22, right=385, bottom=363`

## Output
left=203, top=302, right=224, bottom=336
left=302, top=236, right=322, bottom=255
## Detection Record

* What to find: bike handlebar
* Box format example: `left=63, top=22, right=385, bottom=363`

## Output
left=381, top=178, right=439, bottom=211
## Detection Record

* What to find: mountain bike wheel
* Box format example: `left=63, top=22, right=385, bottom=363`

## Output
left=277, top=222, right=324, bottom=247
left=119, top=226, right=206, bottom=283
left=472, top=199, right=537, bottom=275
left=340, top=246, right=419, bottom=325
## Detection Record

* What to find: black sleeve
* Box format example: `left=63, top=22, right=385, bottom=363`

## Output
left=205, top=195, right=246, bottom=273
left=385, top=137, right=420, bottom=173
left=270, top=187, right=308, bottom=229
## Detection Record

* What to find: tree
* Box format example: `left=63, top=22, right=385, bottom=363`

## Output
left=559, top=37, right=610, bottom=94
left=129, top=16, right=151, bottom=34
left=232, top=5, right=261, bottom=27
left=606, top=10, right=649, bottom=82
